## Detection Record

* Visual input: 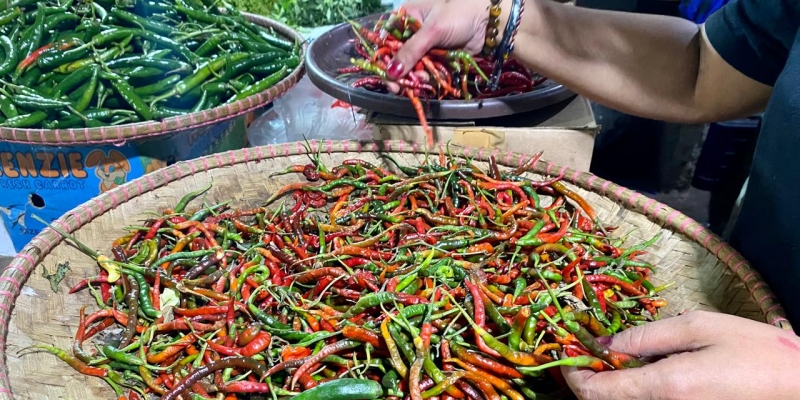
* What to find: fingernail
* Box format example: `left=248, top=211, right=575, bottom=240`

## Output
left=387, top=60, right=403, bottom=80
left=596, top=336, right=613, bottom=346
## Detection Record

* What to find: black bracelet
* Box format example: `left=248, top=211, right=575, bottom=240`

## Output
left=488, top=0, right=524, bottom=91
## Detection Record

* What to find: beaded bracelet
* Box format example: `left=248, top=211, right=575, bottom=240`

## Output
left=481, top=0, right=503, bottom=57
left=488, top=0, right=525, bottom=90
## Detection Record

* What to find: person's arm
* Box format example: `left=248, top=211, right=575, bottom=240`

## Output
left=504, top=2, right=771, bottom=123
left=389, top=0, right=773, bottom=124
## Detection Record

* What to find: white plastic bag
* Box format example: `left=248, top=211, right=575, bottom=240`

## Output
left=247, top=77, right=373, bottom=146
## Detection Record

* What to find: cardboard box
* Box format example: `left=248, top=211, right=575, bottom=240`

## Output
left=371, top=96, right=599, bottom=171
left=0, top=117, right=248, bottom=254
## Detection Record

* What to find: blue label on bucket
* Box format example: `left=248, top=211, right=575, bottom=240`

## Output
left=0, top=117, right=246, bottom=252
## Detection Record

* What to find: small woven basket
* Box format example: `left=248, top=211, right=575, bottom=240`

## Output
left=0, top=140, right=791, bottom=399
left=0, top=13, right=305, bottom=146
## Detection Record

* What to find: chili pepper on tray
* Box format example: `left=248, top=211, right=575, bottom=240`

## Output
left=34, top=151, right=670, bottom=399
left=340, top=8, right=549, bottom=146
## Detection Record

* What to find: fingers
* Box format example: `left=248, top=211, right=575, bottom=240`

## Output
left=602, top=311, right=714, bottom=358
left=399, top=0, right=432, bottom=21
left=562, top=365, right=652, bottom=400
left=562, top=352, right=698, bottom=400
left=386, top=23, right=437, bottom=80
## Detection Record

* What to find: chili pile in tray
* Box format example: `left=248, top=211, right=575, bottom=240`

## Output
left=30, top=148, right=670, bottom=400
left=0, top=0, right=299, bottom=129
left=339, top=8, right=548, bottom=146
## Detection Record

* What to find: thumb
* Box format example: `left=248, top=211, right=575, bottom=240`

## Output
left=602, top=311, right=713, bottom=358
left=562, top=364, right=657, bottom=400
left=386, top=24, right=437, bottom=80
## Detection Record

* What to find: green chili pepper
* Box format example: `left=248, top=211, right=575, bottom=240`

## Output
left=603, top=269, right=635, bottom=284
left=129, top=271, right=160, bottom=319
left=0, top=7, right=21, bottom=26
left=0, top=35, right=17, bottom=76
left=522, top=314, right=537, bottom=346
left=1, top=111, right=47, bottom=127
left=338, top=292, right=407, bottom=320
left=228, top=65, right=289, bottom=102
left=42, top=12, right=79, bottom=32
left=517, top=219, right=547, bottom=247
left=529, top=268, right=563, bottom=282
left=174, top=182, right=212, bottom=214
left=37, top=46, right=89, bottom=71
left=582, top=277, right=610, bottom=324
left=194, top=32, right=231, bottom=57
left=0, top=92, right=17, bottom=119
left=18, top=3, right=45, bottom=60
left=150, top=249, right=216, bottom=269
left=128, top=240, right=152, bottom=264
left=101, top=345, right=143, bottom=366
left=233, top=16, right=294, bottom=51
left=74, top=66, right=98, bottom=112
left=508, top=309, right=529, bottom=351
left=13, top=94, right=70, bottom=110
left=394, top=273, right=418, bottom=293
left=101, top=72, right=153, bottom=121
left=110, top=7, right=175, bottom=35
left=221, top=52, right=281, bottom=80
left=613, top=300, right=639, bottom=309
left=609, top=309, right=623, bottom=334
left=483, top=293, right=512, bottom=334
left=189, top=201, right=231, bottom=222
left=381, top=369, right=401, bottom=395
left=92, top=28, right=196, bottom=63
left=107, top=57, right=190, bottom=72
left=618, top=233, right=661, bottom=259
left=56, top=45, right=127, bottom=74
left=182, top=53, right=248, bottom=96
left=134, top=75, right=181, bottom=97
left=292, top=379, right=383, bottom=400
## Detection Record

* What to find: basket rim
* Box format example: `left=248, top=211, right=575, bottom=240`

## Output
left=0, top=140, right=790, bottom=398
left=0, top=13, right=306, bottom=146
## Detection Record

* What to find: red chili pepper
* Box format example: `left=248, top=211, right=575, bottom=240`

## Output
left=577, top=215, right=594, bottom=232
left=561, top=259, right=580, bottom=283
left=144, top=218, right=166, bottom=240
left=464, top=279, right=502, bottom=358
left=585, top=275, right=645, bottom=297
left=537, top=220, right=569, bottom=244
left=329, top=99, right=352, bottom=109
left=17, top=44, right=55, bottom=72
left=223, top=381, right=271, bottom=393
left=68, top=276, right=110, bottom=294
left=342, top=325, right=383, bottom=348
left=98, top=270, right=111, bottom=305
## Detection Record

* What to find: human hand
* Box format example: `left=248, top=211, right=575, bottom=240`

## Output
left=386, top=0, right=496, bottom=80
left=563, top=311, right=800, bottom=400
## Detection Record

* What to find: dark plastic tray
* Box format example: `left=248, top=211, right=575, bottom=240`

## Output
left=306, top=14, right=575, bottom=121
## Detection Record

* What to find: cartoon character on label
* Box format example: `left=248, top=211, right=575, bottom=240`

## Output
left=86, top=150, right=130, bottom=193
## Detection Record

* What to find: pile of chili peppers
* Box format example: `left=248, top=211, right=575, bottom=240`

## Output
left=0, top=0, right=299, bottom=129
left=30, top=148, right=671, bottom=400
left=339, top=8, right=548, bottom=146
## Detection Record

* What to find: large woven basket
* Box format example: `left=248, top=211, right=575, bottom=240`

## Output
left=0, top=13, right=305, bottom=145
left=0, top=140, right=791, bottom=399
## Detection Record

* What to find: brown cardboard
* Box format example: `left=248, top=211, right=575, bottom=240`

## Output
left=370, top=96, right=599, bottom=171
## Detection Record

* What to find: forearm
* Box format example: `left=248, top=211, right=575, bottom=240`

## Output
left=505, top=2, right=706, bottom=122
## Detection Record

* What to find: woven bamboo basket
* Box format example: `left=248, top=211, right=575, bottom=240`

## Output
left=0, top=140, right=791, bottom=399
left=0, top=13, right=305, bottom=145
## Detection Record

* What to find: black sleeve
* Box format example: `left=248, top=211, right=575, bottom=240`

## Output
left=704, top=0, right=799, bottom=86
